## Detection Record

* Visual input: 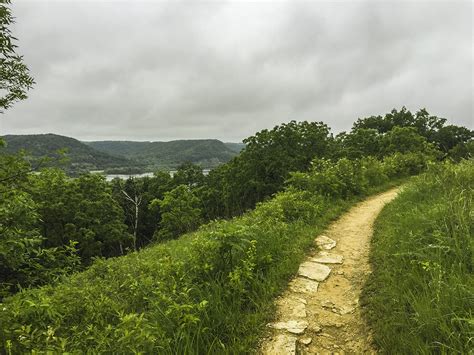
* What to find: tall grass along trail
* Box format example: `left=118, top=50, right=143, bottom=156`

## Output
left=261, top=187, right=400, bottom=354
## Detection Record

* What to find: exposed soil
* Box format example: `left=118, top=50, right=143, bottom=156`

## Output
left=260, top=188, right=400, bottom=354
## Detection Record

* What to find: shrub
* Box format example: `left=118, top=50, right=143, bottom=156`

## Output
left=287, top=153, right=431, bottom=199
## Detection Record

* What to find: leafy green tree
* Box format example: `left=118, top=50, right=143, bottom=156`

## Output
left=153, top=185, right=202, bottom=241
left=352, top=114, right=391, bottom=133
left=433, top=125, right=474, bottom=153
left=381, top=126, right=437, bottom=156
left=172, top=162, right=205, bottom=187
left=196, top=164, right=230, bottom=220
left=0, top=160, right=80, bottom=298
left=0, top=0, right=34, bottom=112
left=0, top=190, right=80, bottom=298
left=29, top=171, right=132, bottom=262
left=448, top=140, right=474, bottom=161
left=411, top=108, right=447, bottom=141
left=353, top=107, right=472, bottom=159
left=218, top=120, right=334, bottom=215
left=336, top=128, right=382, bottom=159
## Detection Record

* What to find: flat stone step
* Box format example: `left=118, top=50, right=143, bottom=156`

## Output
left=289, top=277, right=319, bottom=294
left=262, top=334, right=297, bottom=355
left=298, top=261, right=331, bottom=281
left=276, top=296, right=307, bottom=318
left=315, top=235, right=337, bottom=250
left=311, top=251, right=344, bottom=264
left=268, top=319, right=309, bottom=334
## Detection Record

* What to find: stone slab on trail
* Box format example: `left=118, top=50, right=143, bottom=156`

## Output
left=289, top=277, right=319, bottom=294
left=276, top=296, right=307, bottom=318
left=315, top=235, right=337, bottom=250
left=311, top=251, right=344, bottom=264
left=261, top=334, right=297, bottom=355
left=298, top=261, right=331, bottom=281
left=268, top=320, right=309, bottom=334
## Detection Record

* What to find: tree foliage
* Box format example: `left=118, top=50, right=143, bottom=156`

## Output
left=0, top=0, right=34, bottom=112
left=153, top=185, right=202, bottom=241
left=350, top=107, right=473, bottom=156
left=29, top=170, right=132, bottom=262
left=0, top=158, right=79, bottom=298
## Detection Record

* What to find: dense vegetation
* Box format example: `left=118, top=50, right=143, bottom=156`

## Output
left=1, top=107, right=472, bottom=295
left=85, top=139, right=239, bottom=170
left=1, top=134, right=140, bottom=175
left=362, top=161, right=473, bottom=353
left=0, top=152, right=432, bottom=353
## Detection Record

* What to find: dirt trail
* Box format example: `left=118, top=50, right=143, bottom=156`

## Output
left=260, top=188, right=400, bottom=354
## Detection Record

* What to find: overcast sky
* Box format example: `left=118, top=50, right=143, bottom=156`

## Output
left=1, top=0, right=472, bottom=142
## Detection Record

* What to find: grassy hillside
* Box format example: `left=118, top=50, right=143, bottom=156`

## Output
left=85, top=139, right=238, bottom=169
left=1, top=134, right=139, bottom=174
left=362, top=160, right=473, bottom=353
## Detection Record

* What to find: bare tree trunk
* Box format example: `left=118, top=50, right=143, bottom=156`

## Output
left=133, top=195, right=139, bottom=250
left=122, top=190, right=142, bottom=251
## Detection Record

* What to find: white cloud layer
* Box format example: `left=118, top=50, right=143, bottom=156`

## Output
left=1, top=0, right=472, bottom=141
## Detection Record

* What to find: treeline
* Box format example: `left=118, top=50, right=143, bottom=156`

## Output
left=1, top=107, right=472, bottom=299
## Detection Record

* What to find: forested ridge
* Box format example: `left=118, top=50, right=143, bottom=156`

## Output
left=85, top=139, right=239, bottom=170
left=1, top=134, right=242, bottom=174
left=1, top=133, right=139, bottom=174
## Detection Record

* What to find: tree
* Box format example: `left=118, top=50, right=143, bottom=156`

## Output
left=29, top=171, right=132, bottom=262
left=0, top=189, right=80, bottom=299
left=110, top=172, right=174, bottom=249
left=221, top=120, right=334, bottom=214
left=152, top=185, right=202, bottom=241
left=381, top=126, right=436, bottom=156
left=0, top=0, right=34, bottom=112
left=433, top=125, right=474, bottom=153
left=121, top=186, right=142, bottom=251
left=172, top=162, right=205, bottom=187
left=336, top=128, right=382, bottom=159
left=351, top=107, right=473, bottom=159
left=0, top=159, right=80, bottom=298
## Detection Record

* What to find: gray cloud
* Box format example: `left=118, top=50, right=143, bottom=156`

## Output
left=1, top=0, right=472, bottom=141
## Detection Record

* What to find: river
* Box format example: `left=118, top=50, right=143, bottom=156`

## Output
left=105, top=169, right=211, bottom=181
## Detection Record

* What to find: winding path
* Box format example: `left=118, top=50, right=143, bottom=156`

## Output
left=260, top=188, right=400, bottom=354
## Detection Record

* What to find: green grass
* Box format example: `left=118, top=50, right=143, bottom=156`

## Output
left=362, top=160, right=474, bottom=353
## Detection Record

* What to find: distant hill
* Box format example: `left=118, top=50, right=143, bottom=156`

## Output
left=85, top=139, right=239, bottom=169
left=1, top=134, right=139, bottom=174
left=2, top=134, right=243, bottom=174
left=225, top=142, right=246, bottom=153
